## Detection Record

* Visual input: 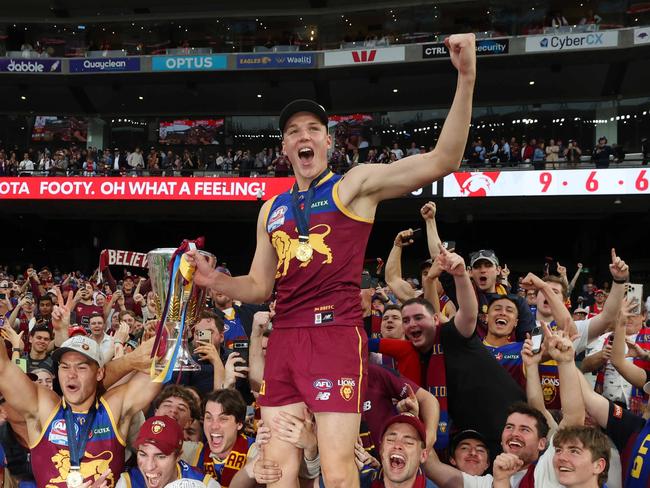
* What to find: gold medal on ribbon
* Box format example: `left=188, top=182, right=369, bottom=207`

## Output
left=296, top=241, right=313, bottom=262
left=66, top=468, right=84, bottom=488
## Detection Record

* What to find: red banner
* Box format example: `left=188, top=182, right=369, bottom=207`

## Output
left=106, top=249, right=148, bottom=268
left=0, top=177, right=294, bottom=201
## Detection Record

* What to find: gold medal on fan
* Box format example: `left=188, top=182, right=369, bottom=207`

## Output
left=296, top=238, right=313, bottom=262
left=66, top=468, right=84, bottom=488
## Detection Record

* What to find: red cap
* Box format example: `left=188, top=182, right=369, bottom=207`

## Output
left=135, top=416, right=183, bottom=455
left=381, top=413, right=427, bottom=444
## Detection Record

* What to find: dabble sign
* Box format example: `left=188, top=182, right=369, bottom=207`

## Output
left=0, top=58, right=62, bottom=73
left=0, top=177, right=294, bottom=201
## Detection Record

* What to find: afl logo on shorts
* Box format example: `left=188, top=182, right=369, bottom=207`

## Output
left=313, top=379, right=333, bottom=391
left=267, top=205, right=288, bottom=232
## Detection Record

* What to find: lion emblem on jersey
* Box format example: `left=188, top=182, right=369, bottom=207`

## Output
left=47, top=449, right=114, bottom=487
left=272, top=224, right=333, bottom=278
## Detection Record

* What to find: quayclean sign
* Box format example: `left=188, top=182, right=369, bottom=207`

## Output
left=69, top=57, right=141, bottom=73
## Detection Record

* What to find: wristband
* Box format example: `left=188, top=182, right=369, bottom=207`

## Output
left=612, top=278, right=628, bottom=284
left=12, top=348, right=21, bottom=353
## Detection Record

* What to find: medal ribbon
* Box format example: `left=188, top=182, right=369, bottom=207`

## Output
left=290, top=169, right=331, bottom=242
left=64, top=400, right=98, bottom=470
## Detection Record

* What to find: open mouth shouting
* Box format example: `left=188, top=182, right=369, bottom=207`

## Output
left=298, top=147, right=315, bottom=164
left=505, top=438, right=524, bottom=453
left=144, top=472, right=165, bottom=487
left=495, top=318, right=509, bottom=328
left=388, top=452, right=407, bottom=472
left=209, top=432, right=225, bottom=452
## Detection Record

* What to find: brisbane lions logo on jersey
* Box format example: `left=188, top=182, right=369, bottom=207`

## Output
left=271, top=224, right=333, bottom=277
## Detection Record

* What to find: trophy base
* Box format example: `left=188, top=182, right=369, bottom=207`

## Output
left=154, top=338, right=202, bottom=373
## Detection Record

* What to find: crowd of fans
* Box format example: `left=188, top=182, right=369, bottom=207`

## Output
left=0, top=200, right=647, bottom=487
left=1, top=134, right=646, bottom=179
left=0, top=3, right=633, bottom=58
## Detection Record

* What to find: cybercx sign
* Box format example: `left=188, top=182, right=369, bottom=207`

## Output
left=525, top=31, right=618, bottom=52
left=0, top=58, right=62, bottom=73
left=323, top=46, right=405, bottom=67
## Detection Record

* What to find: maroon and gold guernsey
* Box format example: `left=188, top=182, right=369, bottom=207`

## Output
left=264, top=172, right=373, bottom=328
left=30, top=397, right=126, bottom=488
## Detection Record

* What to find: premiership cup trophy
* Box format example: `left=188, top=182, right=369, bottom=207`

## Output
left=147, top=241, right=215, bottom=382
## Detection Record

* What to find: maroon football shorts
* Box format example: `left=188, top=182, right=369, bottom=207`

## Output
left=258, top=325, right=368, bottom=413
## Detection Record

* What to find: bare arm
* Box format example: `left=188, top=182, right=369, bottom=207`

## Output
left=248, top=312, right=272, bottom=392
left=102, top=338, right=154, bottom=389
left=107, top=371, right=164, bottom=439
left=6, top=298, right=24, bottom=329
left=422, top=263, right=442, bottom=316
left=610, top=302, right=647, bottom=389
left=415, top=387, right=440, bottom=451
left=436, top=247, right=476, bottom=338
left=578, top=370, right=610, bottom=428
left=422, top=448, right=463, bottom=488
left=580, top=346, right=609, bottom=374
left=0, top=327, right=57, bottom=423
left=188, top=200, right=278, bottom=304
left=553, top=337, right=585, bottom=427
left=567, top=263, right=582, bottom=295
left=522, top=337, right=557, bottom=430
left=385, top=231, right=417, bottom=303
left=522, top=273, right=577, bottom=337
left=338, top=34, right=476, bottom=209
left=420, top=202, right=442, bottom=260
left=585, top=249, right=629, bottom=341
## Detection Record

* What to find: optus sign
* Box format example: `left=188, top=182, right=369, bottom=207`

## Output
left=151, top=55, right=228, bottom=72
left=0, top=58, right=62, bottom=73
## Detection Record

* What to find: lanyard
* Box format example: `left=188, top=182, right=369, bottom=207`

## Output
left=63, top=400, right=97, bottom=469
left=290, top=169, right=330, bottom=242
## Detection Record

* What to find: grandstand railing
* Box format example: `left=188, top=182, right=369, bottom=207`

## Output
left=9, top=156, right=646, bottom=179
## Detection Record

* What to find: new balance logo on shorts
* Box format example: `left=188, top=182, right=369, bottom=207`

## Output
left=316, top=392, right=331, bottom=401
left=314, top=311, right=334, bottom=324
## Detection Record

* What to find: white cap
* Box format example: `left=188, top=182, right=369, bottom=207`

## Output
left=644, top=381, right=650, bottom=396
left=52, top=335, right=104, bottom=367
left=164, top=480, right=206, bottom=487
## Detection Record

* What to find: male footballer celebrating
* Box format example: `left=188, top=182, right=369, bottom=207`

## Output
left=188, top=33, right=477, bottom=488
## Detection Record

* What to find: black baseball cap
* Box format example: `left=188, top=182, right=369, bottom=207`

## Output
left=279, top=99, right=328, bottom=133
left=450, top=429, right=489, bottom=454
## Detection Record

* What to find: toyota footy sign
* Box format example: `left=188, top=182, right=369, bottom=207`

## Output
left=525, top=31, right=618, bottom=52
left=0, top=177, right=293, bottom=200
left=324, top=46, right=405, bottom=67
left=443, top=168, right=650, bottom=197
